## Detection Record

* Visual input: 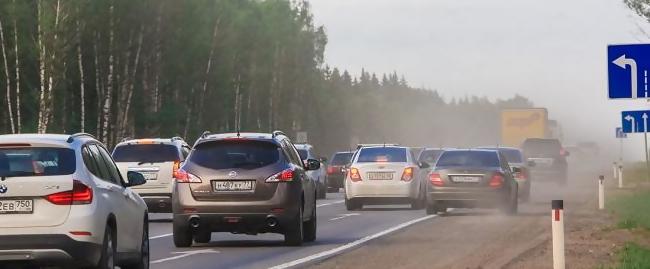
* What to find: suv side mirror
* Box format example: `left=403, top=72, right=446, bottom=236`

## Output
left=320, top=157, right=328, bottom=163
left=418, top=162, right=430, bottom=169
left=527, top=160, right=536, bottom=167
left=305, top=159, right=321, bottom=171
left=126, top=171, right=146, bottom=187
left=511, top=166, right=522, bottom=174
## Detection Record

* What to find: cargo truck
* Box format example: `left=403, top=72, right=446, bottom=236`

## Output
left=501, top=108, right=549, bottom=147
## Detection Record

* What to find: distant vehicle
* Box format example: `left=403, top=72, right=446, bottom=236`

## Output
left=521, top=138, right=569, bottom=185
left=112, top=137, right=191, bottom=213
left=577, top=141, right=600, bottom=156
left=172, top=131, right=319, bottom=247
left=344, top=146, right=429, bottom=210
left=426, top=149, right=518, bottom=215
left=326, top=151, right=354, bottom=192
left=295, top=144, right=328, bottom=199
left=0, top=133, right=149, bottom=268
left=501, top=108, right=549, bottom=147
left=477, top=147, right=531, bottom=202
left=417, top=148, right=449, bottom=166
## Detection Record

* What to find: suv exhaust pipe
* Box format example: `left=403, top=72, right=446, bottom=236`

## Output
left=266, top=216, right=278, bottom=227
left=189, top=216, right=201, bottom=229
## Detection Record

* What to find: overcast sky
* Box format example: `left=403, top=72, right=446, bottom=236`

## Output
left=309, top=0, right=650, bottom=160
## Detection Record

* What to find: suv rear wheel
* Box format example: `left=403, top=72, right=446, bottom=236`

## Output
left=284, top=205, right=304, bottom=246
left=426, top=201, right=446, bottom=215
left=303, top=197, right=317, bottom=242
left=173, top=223, right=193, bottom=248
left=194, top=231, right=211, bottom=244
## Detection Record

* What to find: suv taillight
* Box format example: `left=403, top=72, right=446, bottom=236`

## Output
left=401, top=167, right=414, bottom=182
left=349, top=167, right=362, bottom=182
left=45, top=180, right=93, bottom=205
left=266, top=168, right=294, bottom=182
left=174, top=168, right=202, bottom=183
left=489, top=173, right=504, bottom=188
left=172, top=160, right=182, bottom=178
left=429, top=173, right=443, bottom=186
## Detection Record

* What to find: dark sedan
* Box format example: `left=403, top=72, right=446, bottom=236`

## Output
left=326, top=151, right=354, bottom=192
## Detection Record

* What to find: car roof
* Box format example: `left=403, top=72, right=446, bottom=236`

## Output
left=116, top=138, right=184, bottom=146
left=294, top=144, right=313, bottom=150
left=476, top=146, right=521, bottom=151
left=334, top=151, right=354, bottom=154
left=0, top=133, right=96, bottom=148
left=442, top=149, right=499, bottom=153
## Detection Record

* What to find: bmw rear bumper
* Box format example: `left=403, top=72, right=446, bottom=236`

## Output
left=0, top=234, right=102, bottom=267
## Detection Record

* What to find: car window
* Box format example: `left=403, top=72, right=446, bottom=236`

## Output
left=418, top=149, right=444, bottom=164
left=82, top=146, right=101, bottom=177
left=357, top=147, right=407, bottom=163
left=87, top=145, right=116, bottom=184
left=181, top=146, right=191, bottom=159
left=96, top=145, right=124, bottom=185
left=0, top=147, right=76, bottom=177
left=522, top=139, right=562, bottom=157
left=112, top=143, right=180, bottom=163
left=284, top=141, right=304, bottom=166
left=436, top=151, right=500, bottom=167
left=190, top=140, right=280, bottom=170
left=499, top=149, right=523, bottom=163
left=297, top=149, right=309, bottom=160
left=331, top=152, right=353, bottom=165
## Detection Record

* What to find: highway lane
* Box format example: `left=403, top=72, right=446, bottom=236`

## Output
left=146, top=193, right=434, bottom=269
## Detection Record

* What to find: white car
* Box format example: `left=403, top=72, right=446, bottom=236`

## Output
left=112, top=137, right=191, bottom=213
left=344, top=146, right=430, bottom=210
left=294, top=144, right=328, bottom=199
left=0, top=133, right=150, bottom=269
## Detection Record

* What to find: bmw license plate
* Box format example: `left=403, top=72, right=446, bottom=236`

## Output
left=451, top=176, right=482, bottom=183
left=213, top=181, right=255, bottom=192
left=0, top=200, right=33, bottom=214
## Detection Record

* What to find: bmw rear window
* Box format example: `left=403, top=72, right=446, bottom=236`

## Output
left=190, top=140, right=279, bottom=170
left=112, top=144, right=179, bottom=163
left=436, top=151, right=500, bottom=167
left=357, top=147, right=407, bottom=163
left=0, top=147, right=76, bottom=177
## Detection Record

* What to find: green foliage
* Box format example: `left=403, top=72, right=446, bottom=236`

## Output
left=609, top=190, right=650, bottom=230
left=617, top=242, right=650, bottom=269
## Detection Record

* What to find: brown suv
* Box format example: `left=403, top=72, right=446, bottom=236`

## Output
left=172, top=131, right=320, bottom=247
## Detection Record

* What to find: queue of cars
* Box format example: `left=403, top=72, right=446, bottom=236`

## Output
left=0, top=131, right=570, bottom=268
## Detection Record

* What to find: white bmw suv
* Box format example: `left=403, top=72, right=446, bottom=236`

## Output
left=0, top=133, right=150, bottom=269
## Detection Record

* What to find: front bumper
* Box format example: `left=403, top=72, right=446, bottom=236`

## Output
left=0, top=234, right=102, bottom=267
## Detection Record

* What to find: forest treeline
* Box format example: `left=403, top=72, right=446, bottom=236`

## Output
left=0, top=0, right=532, bottom=155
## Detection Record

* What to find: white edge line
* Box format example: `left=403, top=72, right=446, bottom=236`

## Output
left=148, top=200, right=344, bottom=240
left=268, top=214, right=438, bottom=269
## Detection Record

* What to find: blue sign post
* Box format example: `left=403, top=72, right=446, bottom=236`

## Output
left=608, top=44, right=650, bottom=99
left=621, top=110, right=650, bottom=181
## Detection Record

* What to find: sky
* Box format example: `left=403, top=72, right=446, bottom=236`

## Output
left=309, top=0, right=650, bottom=161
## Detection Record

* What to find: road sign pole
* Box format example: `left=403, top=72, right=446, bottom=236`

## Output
left=645, top=130, right=650, bottom=182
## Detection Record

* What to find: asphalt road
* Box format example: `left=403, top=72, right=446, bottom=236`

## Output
left=147, top=192, right=432, bottom=269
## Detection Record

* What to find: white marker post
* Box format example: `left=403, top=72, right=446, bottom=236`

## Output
left=613, top=162, right=618, bottom=179
left=618, top=165, right=624, bottom=188
left=598, top=175, right=605, bottom=210
left=552, top=200, right=565, bottom=269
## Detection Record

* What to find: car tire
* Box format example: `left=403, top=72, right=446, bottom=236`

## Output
left=503, top=187, right=518, bottom=215
left=303, top=198, right=317, bottom=243
left=97, top=225, right=116, bottom=269
left=284, top=205, right=304, bottom=246
left=122, top=220, right=150, bottom=269
left=521, top=184, right=531, bottom=203
left=173, top=223, right=193, bottom=248
left=345, top=197, right=361, bottom=211
left=426, top=201, right=446, bottom=215
left=317, top=183, right=327, bottom=199
left=411, top=197, right=425, bottom=210
left=194, top=231, right=211, bottom=244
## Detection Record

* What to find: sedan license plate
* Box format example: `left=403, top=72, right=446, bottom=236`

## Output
left=0, top=200, right=33, bottom=214
left=367, top=172, right=394, bottom=180
left=213, top=181, right=255, bottom=192
left=451, top=176, right=482, bottom=183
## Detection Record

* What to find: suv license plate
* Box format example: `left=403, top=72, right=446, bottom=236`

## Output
left=213, top=181, right=255, bottom=192
left=142, top=172, right=158, bottom=181
left=0, top=200, right=33, bottom=214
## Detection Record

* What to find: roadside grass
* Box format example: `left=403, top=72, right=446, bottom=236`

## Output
left=617, top=242, right=650, bottom=269
left=608, top=190, right=650, bottom=230
left=622, top=162, right=650, bottom=186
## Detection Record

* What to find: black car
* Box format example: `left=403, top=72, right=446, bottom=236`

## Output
left=521, top=138, right=569, bottom=185
left=325, top=151, right=353, bottom=191
left=417, top=148, right=447, bottom=166
left=172, top=131, right=320, bottom=246
left=426, top=149, right=518, bottom=215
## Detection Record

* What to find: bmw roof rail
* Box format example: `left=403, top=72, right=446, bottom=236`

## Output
left=272, top=130, right=286, bottom=138
left=67, top=133, right=96, bottom=143
left=171, top=136, right=184, bottom=141
left=120, top=137, right=132, bottom=143
left=200, top=131, right=211, bottom=138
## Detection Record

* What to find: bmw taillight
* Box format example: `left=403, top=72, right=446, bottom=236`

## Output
left=45, top=180, right=93, bottom=205
left=429, top=173, right=443, bottom=186
left=489, top=173, right=504, bottom=188
left=401, top=167, right=414, bottom=182
left=174, top=168, right=202, bottom=183
left=266, top=168, right=294, bottom=182
left=349, top=167, right=362, bottom=182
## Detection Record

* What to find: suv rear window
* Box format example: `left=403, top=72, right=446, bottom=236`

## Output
left=436, top=151, right=500, bottom=167
left=357, top=147, right=407, bottom=163
left=190, top=140, right=279, bottom=170
left=522, top=139, right=562, bottom=157
left=418, top=149, right=444, bottom=164
left=331, top=152, right=353, bottom=165
left=0, top=148, right=76, bottom=177
left=112, top=144, right=179, bottom=163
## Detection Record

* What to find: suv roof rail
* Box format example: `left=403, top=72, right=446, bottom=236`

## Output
left=356, top=143, right=399, bottom=149
left=120, top=137, right=132, bottom=143
left=201, top=131, right=211, bottom=138
left=67, top=133, right=96, bottom=143
left=272, top=130, right=286, bottom=138
left=171, top=136, right=184, bottom=141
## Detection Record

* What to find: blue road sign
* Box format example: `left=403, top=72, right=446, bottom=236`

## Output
left=616, top=127, right=627, bottom=138
left=622, top=110, right=650, bottom=133
left=608, top=44, right=650, bottom=99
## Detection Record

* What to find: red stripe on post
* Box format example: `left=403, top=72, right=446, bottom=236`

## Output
left=554, top=209, right=560, bottom=221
